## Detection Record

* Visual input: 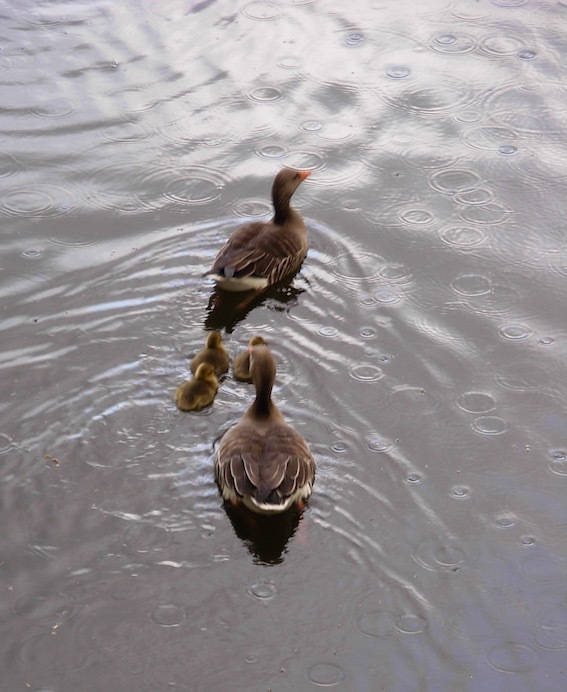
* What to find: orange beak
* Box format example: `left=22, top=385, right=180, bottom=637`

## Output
left=299, top=170, right=311, bottom=181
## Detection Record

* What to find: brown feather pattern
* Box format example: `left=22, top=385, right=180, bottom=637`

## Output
left=214, top=345, right=315, bottom=513
left=190, top=331, right=229, bottom=376
left=207, top=169, right=310, bottom=289
left=210, top=221, right=307, bottom=283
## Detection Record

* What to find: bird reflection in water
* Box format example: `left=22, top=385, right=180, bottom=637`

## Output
left=223, top=501, right=302, bottom=565
left=204, top=276, right=305, bottom=333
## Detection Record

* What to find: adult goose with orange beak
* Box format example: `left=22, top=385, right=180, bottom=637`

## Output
left=206, top=168, right=311, bottom=300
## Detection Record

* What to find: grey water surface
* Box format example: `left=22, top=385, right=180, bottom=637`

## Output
left=1, top=0, right=567, bottom=690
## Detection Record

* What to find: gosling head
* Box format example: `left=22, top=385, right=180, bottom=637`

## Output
left=194, top=362, right=217, bottom=383
left=205, top=330, right=223, bottom=349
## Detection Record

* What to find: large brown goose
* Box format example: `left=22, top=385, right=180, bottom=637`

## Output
left=206, top=168, right=310, bottom=295
left=215, top=344, right=315, bottom=514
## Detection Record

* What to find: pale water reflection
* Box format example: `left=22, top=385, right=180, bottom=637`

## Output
left=1, top=0, right=567, bottom=690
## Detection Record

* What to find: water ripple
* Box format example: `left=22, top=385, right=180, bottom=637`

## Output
left=348, top=363, right=384, bottom=382
left=10, top=625, right=90, bottom=680
left=378, top=263, right=414, bottom=285
left=439, top=225, right=487, bottom=250
left=316, top=122, right=355, bottom=142
left=429, top=32, right=476, bottom=54
left=0, top=153, right=23, bottom=180
left=121, top=522, right=173, bottom=554
left=247, top=85, right=284, bottom=103
left=486, top=85, right=567, bottom=134
left=255, top=143, right=288, bottom=160
left=344, top=31, right=365, bottom=47
left=287, top=155, right=362, bottom=186
left=357, top=609, right=397, bottom=638
left=398, top=207, right=435, bottom=226
left=412, top=536, right=468, bottom=573
left=450, top=273, right=492, bottom=296
left=112, top=86, right=160, bottom=114
left=161, top=166, right=227, bottom=209
left=307, top=662, right=345, bottom=686
left=46, top=224, right=103, bottom=248
left=430, top=168, right=481, bottom=195
left=450, top=485, right=471, bottom=499
left=486, top=642, right=537, bottom=674
left=548, top=449, right=567, bottom=477
left=160, top=115, right=234, bottom=148
left=241, top=1, right=281, bottom=20
left=300, top=119, right=322, bottom=133
left=456, top=391, right=496, bottom=414
left=0, top=185, right=78, bottom=219
left=13, top=593, right=81, bottom=625
left=385, top=65, right=411, bottom=79
left=498, top=323, right=532, bottom=342
left=397, top=613, right=429, bottom=634
left=479, top=34, right=525, bottom=57
left=454, top=187, right=494, bottom=206
left=463, top=125, right=519, bottom=152
left=388, top=385, right=441, bottom=417
left=489, top=0, right=530, bottom=8
left=328, top=250, right=386, bottom=291
left=471, top=416, right=508, bottom=436
left=459, top=202, right=509, bottom=225
left=247, top=581, right=278, bottom=602
left=380, top=78, right=477, bottom=115
left=232, top=199, right=272, bottom=218
left=400, top=144, right=460, bottom=172
left=150, top=604, right=187, bottom=627
left=278, top=55, right=303, bottom=69
left=495, top=361, right=552, bottom=393
left=30, top=97, right=76, bottom=119
left=88, top=160, right=232, bottom=214
left=536, top=609, right=567, bottom=650
left=100, top=117, right=155, bottom=143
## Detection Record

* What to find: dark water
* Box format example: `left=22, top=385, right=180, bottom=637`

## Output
left=2, top=0, right=567, bottom=689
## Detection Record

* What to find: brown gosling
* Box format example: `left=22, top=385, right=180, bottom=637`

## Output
left=232, top=335, right=268, bottom=382
left=190, top=330, right=229, bottom=377
left=175, top=362, right=218, bottom=412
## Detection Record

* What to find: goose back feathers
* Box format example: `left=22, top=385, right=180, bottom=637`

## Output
left=207, top=168, right=310, bottom=292
left=215, top=345, right=315, bottom=513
